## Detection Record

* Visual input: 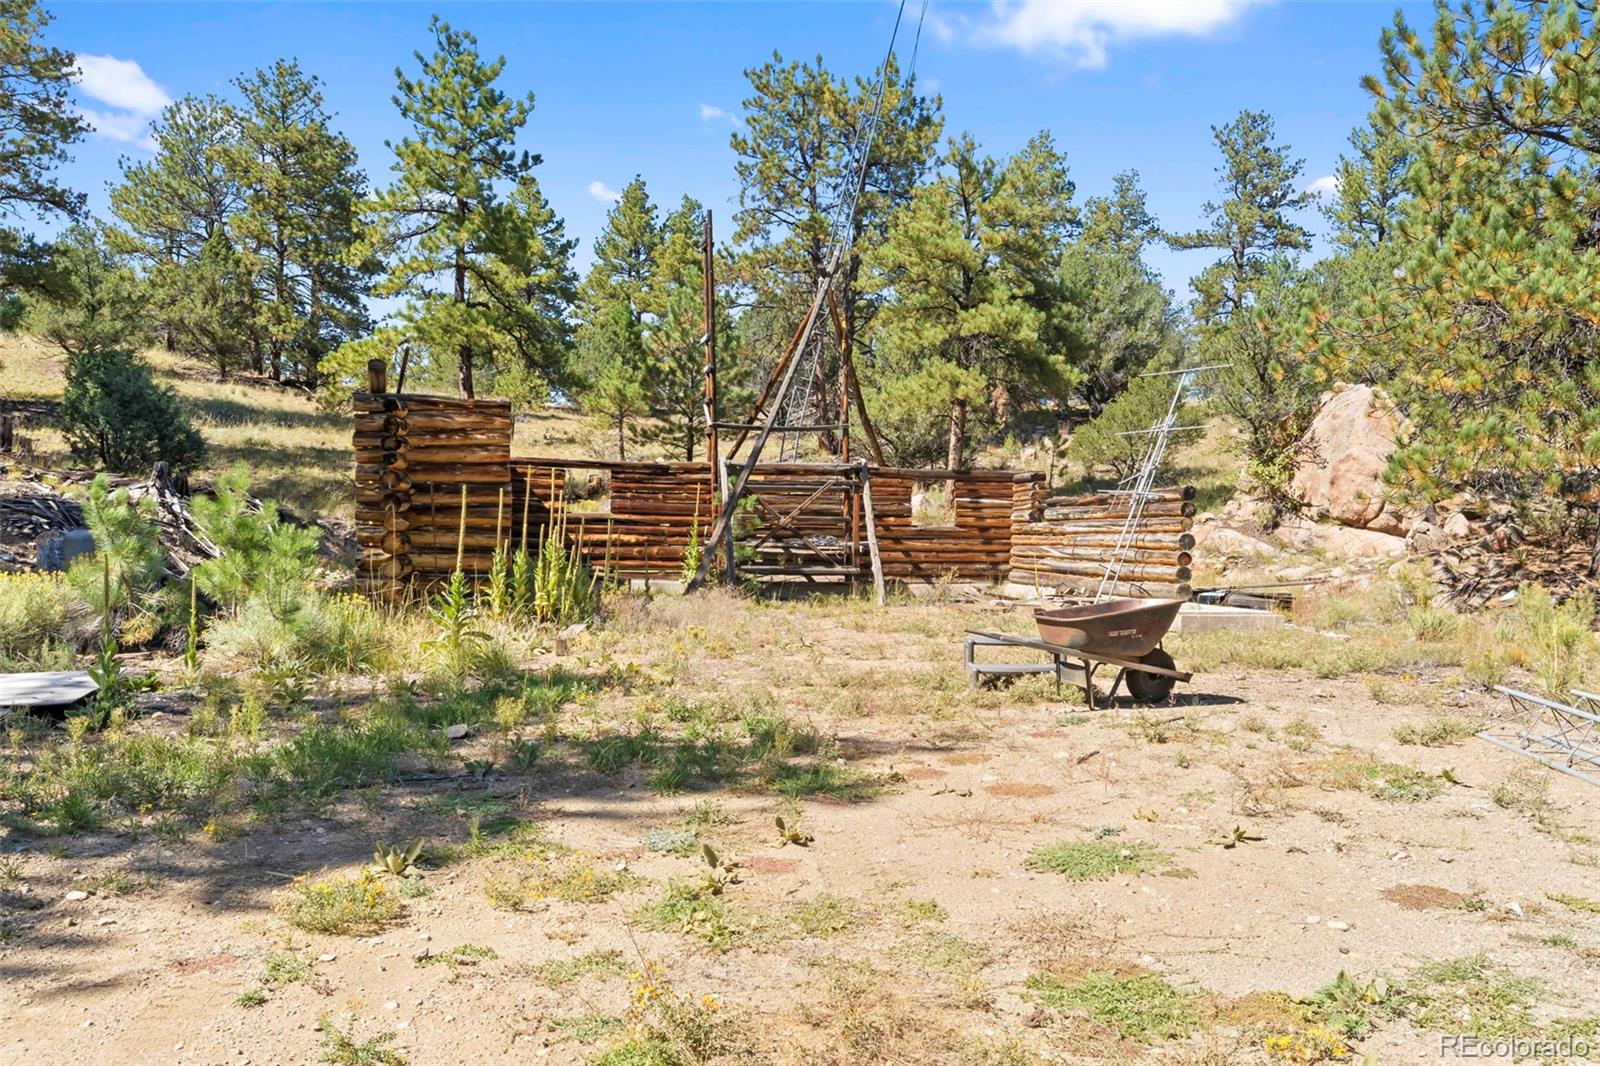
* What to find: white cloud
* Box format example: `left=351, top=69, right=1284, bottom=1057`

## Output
left=698, top=103, right=727, bottom=122
left=78, top=107, right=158, bottom=150
left=587, top=180, right=621, bottom=203
left=75, top=54, right=169, bottom=115
left=73, top=54, right=169, bottom=151
left=967, top=0, right=1257, bottom=69
left=1307, top=174, right=1340, bottom=199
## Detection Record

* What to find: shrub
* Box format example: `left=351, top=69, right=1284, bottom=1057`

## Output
left=1069, top=372, right=1179, bottom=482
left=0, top=573, right=87, bottom=669
left=60, top=349, right=204, bottom=472
left=277, top=869, right=402, bottom=934
left=191, top=467, right=321, bottom=615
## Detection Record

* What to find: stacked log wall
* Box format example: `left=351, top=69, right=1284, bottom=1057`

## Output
left=352, top=393, right=513, bottom=589
left=1008, top=485, right=1195, bottom=598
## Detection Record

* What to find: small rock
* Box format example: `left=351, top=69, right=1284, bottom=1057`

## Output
left=444, top=724, right=470, bottom=741
left=1438, top=855, right=1454, bottom=864
left=417, top=932, right=431, bottom=942
left=1506, top=900, right=1524, bottom=918
left=63, top=890, right=89, bottom=903
left=1327, top=919, right=1350, bottom=932
left=1303, top=915, right=1320, bottom=925
left=96, top=916, right=116, bottom=927
left=384, top=1001, right=399, bottom=1011
left=317, top=953, right=336, bottom=962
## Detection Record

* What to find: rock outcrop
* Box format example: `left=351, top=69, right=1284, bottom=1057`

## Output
left=1290, top=384, right=1411, bottom=533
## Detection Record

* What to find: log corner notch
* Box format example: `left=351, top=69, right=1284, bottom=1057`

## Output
left=352, top=379, right=514, bottom=595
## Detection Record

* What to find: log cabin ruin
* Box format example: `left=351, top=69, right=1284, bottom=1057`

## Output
left=351, top=364, right=1196, bottom=601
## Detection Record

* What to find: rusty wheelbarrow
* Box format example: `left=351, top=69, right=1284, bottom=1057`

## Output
left=965, top=597, right=1191, bottom=708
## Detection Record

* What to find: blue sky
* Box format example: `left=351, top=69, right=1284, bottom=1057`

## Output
left=46, top=0, right=1430, bottom=302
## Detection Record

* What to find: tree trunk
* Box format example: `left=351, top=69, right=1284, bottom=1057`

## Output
left=947, top=396, right=968, bottom=471
left=455, top=202, right=473, bottom=399
left=616, top=416, right=626, bottom=460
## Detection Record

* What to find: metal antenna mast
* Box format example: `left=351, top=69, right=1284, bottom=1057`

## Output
left=1094, top=363, right=1227, bottom=601
left=688, top=0, right=930, bottom=590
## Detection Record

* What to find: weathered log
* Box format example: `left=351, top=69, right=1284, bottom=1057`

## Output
left=1042, top=500, right=1196, bottom=520
left=1015, top=518, right=1193, bottom=535
left=1042, top=486, right=1194, bottom=506
left=1011, top=546, right=1192, bottom=568
left=1008, top=558, right=1190, bottom=583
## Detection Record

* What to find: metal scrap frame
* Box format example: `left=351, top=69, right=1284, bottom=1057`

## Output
left=1481, top=685, right=1600, bottom=786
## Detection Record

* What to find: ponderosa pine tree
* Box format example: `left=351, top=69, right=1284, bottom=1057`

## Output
left=108, top=94, right=248, bottom=366
left=573, top=177, right=658, bottom=446
left=1319, top=0, right=1600, bottom=551
left=26, top=224, right=147, bottom=356
left=231, top=59, right=372, bottom=384
left=1324, top=113, right=1411, bottom=253
left=577, top=300, right=648, bottom=459
left=861, top=133, right=1079, bottom=468
left=352, top=17, right=574, bottom=398
left=1060, top=169, right=1179, bottom=413
left=1079, top=170, right=1161, bottom=258
left=731, top=52, right=941, bottom=436
left=578, top=176, right=659, bottom=326
left=1169, top=110, right=1312, bottom=325
left=0, top=0, right=86, bottom=319
left=1170, top=110, right=1318, bottom=508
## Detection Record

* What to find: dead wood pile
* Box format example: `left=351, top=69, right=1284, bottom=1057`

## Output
left=1431, top=516, right=1597, bottom=608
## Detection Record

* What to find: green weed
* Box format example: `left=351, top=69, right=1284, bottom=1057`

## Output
left=1025, top=840, right=1164, bottom=881
left=277, top=870, right=402, bottom=935
left=1026, top=970, right=1197, bottom=1042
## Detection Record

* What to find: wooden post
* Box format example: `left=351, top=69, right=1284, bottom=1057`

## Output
left=366, top=358, right=387, bottom=395
left=0, top=414, right=12, bottom=453
left=702, top=210, right=720, bottom=532
left=859, top=462, right=886, bottom=607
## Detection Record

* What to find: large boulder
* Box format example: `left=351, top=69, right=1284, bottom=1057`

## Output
left=1291, top=384, right=1410, bottom=532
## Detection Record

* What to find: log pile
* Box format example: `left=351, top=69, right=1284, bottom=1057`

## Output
left=1431, top=518, right=1598, bottom=608
left=1009, top=486, right=1196, bottom=598
left=352, top=391, right=514, bottom=589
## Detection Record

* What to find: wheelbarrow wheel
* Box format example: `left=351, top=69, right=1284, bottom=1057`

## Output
left=1126, top=648, right=1176, bottom=704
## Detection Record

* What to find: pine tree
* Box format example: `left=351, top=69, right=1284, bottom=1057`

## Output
left=0, top=0, right=87, bottom=326
left=231, top=59, right=372, bottom=384
left=1170, top=110, right=1317, bottom=508
left=861, top=133, right=1079, bottom=468
left=572, top=177, right=660, bottom=449
left=355, top=17, right=574, bottom=398
left=1168, top=110, right=1311, bottom=325
left=0, top=0, right=86, bottom=247
left=108, top=94, right=245, bottom=362
left=26, top=224, right=148, bottom=356
left=1057, top=244, right=1182, bottom=413
left=577, top=300, right=648, bottom=459
left=1079, top=170, right=1160, bottom=257
left=578, top=176, right=659, bottom=325
left=731, top=52, right=941, bottom=430
left=1319, top=0, right=1600, bottom=541
left=1325, top=113, right=1411, bottom=252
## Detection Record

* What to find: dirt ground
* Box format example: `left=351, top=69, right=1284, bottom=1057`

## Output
left=3, top=592, right=1598, bottom=1065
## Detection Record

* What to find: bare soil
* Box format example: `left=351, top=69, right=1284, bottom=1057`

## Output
left=4, top=594, right=1598, bottom=1065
